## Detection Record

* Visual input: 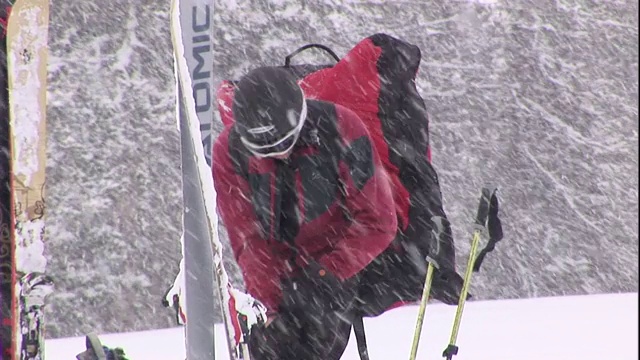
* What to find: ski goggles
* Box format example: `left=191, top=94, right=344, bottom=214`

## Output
left=240, top=99, right=307, bottom=158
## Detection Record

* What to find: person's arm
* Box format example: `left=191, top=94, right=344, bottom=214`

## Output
left=212, top=130, right=284, bottom=314
left=316, top=105, right=398, bottom=280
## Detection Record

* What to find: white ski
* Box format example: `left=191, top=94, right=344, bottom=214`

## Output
left=170, top=0, right=241, bottom=359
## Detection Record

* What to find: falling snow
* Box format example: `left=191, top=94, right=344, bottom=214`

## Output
left=37, top=0, right=638, bottom=340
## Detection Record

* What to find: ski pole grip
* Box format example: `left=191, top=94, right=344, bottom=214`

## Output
left=474, top=187, right=496, bottom=227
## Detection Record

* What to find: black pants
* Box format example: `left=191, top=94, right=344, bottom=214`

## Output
left=248, top=306, right=354, bottom=360
left=247, top=248, right=419, bottom=360
left=247, top=236, right=437, bottom=360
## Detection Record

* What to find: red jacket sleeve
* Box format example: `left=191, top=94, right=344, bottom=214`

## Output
left=317, top=105, right=398, bottom=280
left=211, top=129, right=284, bottom=314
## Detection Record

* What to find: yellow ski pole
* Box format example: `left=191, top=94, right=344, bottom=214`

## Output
left=442, top=187, right=495, bottom=360
left=441, top=228, right=482, bottom=359
left=409, top=261, right=436, bottom=360
left=409, top=214, right=452, bottom=360
left=241, top=343, right=251, bottom=360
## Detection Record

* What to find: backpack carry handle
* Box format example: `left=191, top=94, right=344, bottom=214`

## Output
left=284, top=44, right=341, bottom=67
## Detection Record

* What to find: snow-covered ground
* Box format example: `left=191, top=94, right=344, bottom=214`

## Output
left=46, top=292, right=638, bottom=359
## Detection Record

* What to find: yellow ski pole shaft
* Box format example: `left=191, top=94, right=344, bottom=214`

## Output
left=442, top=187, right=494, bottom=360
left=241, top=343, right=251, bottom=360
left=442, top=228, right=482, bottom=359
left=409, top=262, right=436, bottom=360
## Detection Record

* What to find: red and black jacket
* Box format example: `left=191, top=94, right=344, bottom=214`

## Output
left=212, top=99, right=397, bottom=314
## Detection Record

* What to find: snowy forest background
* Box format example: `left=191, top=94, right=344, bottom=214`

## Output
left=43, top=0, right=638, bottom=337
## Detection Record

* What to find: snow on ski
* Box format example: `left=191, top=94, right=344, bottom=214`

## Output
left=175, top=0, right=215, bottom=166
left=177, top=93, right=217, bottom=360
left=5, top=0, right=53, bottom=359
left=0, top=1, right=14, bottom=356
left=170, top=0, right=240, bottom=359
